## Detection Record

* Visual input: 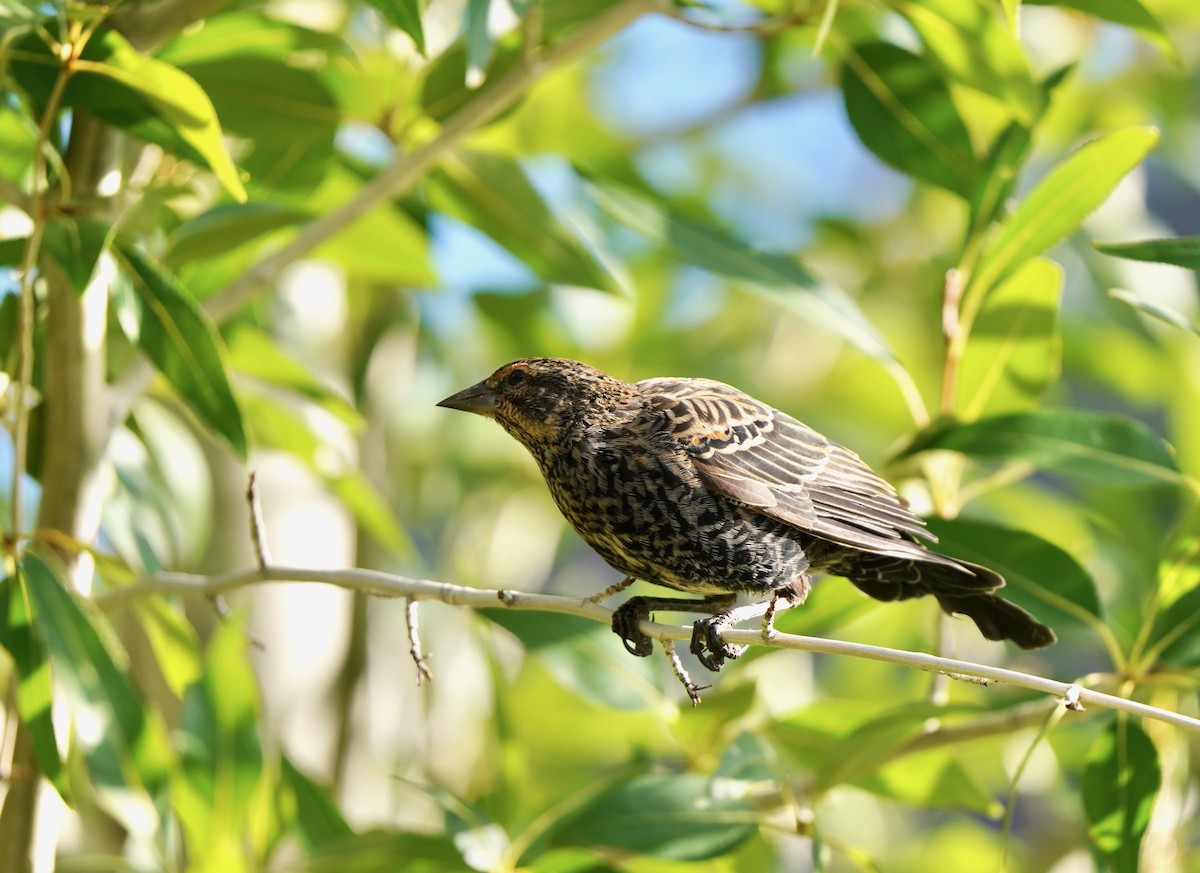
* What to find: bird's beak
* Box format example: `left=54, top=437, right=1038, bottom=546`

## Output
left=437, top=381, right=498, bottom=418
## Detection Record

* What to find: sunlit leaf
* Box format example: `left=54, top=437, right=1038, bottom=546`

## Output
left=957, top=257, right=1062, bottom=419
left=966, top=127, right=1159, bottom=314
left=841, top=41, right=979, bottom=196
left=863, top=750, right=999, bottom=815
left=1096, top=237, right=1200, bottom=272
left=167, top=203, right=310, bottom=266
left=1108, top=289, right=1200, bottom=339
left=589, top=181, right=895, bottom=362
left=158, top=11, right=349, bottom=66
left=133, top=597, right=200, bottom=700
left=283, top=756, right=354, bottom=853
left=1143, top=511, right=1200, bottom=666
left=1083, top=718, right=1160, bottom=873
left=429, top=150, right=623, bottom=294
left=548, top=773, right=757, bottom=860
left=23, top=552, right=173, bottom=827
left=1026, top=0, right=1177, bottom=62
left=114, top=243, right=248, bottom=457
left=0, top=570, right=68, bottom=799
left=894, top=0, right=1038, bottom=122
left=174, top=621, right=264, bottom=868
left=925, top=518, right=1102, bottom=635
left=41, top=219, right=112, bottom=294
left=364, top=0, right=425, bottom=54
left=901, top=411, right=1178, bottom=485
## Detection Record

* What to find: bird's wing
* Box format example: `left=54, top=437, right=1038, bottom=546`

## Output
left=637, top=377, right=937, bottom=561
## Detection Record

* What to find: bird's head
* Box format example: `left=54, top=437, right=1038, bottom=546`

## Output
left=437, top=358, right=638, bottom=448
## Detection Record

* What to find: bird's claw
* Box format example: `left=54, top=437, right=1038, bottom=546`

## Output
left=690, top=615, right=746, bottom=672
left=612, top=600, right=654, bottom=657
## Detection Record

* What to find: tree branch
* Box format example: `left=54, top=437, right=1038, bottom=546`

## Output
left=94, top=566, right=1200, bottom=734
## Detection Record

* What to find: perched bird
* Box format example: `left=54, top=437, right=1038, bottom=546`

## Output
left=439, top=358, right=1054, bottom=671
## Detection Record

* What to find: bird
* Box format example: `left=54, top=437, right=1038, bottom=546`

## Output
left=438, top=358, right=1054, bottom=671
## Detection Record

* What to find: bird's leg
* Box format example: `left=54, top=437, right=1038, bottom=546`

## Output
left=691, top=593, right=801, bottom=672
left=612, top=594, right=736, bottom=658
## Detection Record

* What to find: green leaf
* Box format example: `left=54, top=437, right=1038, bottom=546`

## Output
left=363, top=0, right=426, bottom=54
left=966, top=127, right=1159, bottom=313
left=174, top=621, right=264, bottom=864
left=1083, top=718, right=1160, bottom=873
left=132, top=597, right=200, bottom=700
left=1026, top=0, right=1177, bottom=62
left=588, top=181, right=895, bottom=362
left=283, top=756, right=354, bottom=853
left=900, top=410, right=1179, bottom=485
left=548, top=773, right=757, bottom=860
left=114, top=243, right=248, bottom=457
left=893, top=0, right=1038, bottom=123
left=841, top=41, right=979, bottom=196
left=865, top=751, right=999, bottom=815
left=925, top=518, right=1101, bottom=635
left=158, top=12, right=350, bottom=66
left=1095, top=237, right=1200, bottom=272
left=0, top=571, right=68, bottom=799
left=226, top=326, right=363, bottom=429
left=41, top=219, right=113, bottom=294
left=167, top=203, right=310, bottom=266
left=465, top=0, right=495, bottom=87
left=22, top=553, right=173, bottom=823
left=957, top=257, right=1062, bottom=420
left=429, top=151, right=622, bottom=294
left=1142, top=511, right=1200, bottom=666
left=481, top=610, right=669, bottom=711
left=309, top=164, right=436, bottom=285
left=13, top=27, right=243, bottom=200
left=1108, top=289, right=1200, bottom=339
left=239, top=392, right=411, bottom=556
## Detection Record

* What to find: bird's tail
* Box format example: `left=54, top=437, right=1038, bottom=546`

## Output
left=843, top=555, right=1055, bottom=650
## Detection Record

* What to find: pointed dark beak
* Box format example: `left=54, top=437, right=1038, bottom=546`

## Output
left=437, top=381, right=498, bottom=418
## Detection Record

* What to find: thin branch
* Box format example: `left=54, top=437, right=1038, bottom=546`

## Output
left=405, top=599, right=432, bottom=685
left=93, top=566, right=1200, bottom=734
left=245, top=472, right=269, bottom=570
left=0, top=177, right=32, bottom=216
left=665, top=7, right=810, bottom=35
left=662, top=640, right=706, bottom=706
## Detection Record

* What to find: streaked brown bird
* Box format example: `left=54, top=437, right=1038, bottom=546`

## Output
left=439, top=358, right=1054, bottom=671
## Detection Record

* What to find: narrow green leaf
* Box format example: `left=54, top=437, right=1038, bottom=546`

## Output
left=967, top=127, right=1159, bottom=312
left=0, top=571, right=68, bottom=799
left=226, top=326, right=363, bottom=429
left=239, top=392, right=411, bottom=556
left=465, top=0, right=495, bottom=86
left=420, top=40, right=522, bottom=123
left=158, top=12, right=350, bottom=66
left=114, top=243, right=247, bottom=457
left=364, top=0, right=425, bottom=54
left=548, top=773, right=757, bottom=860
left=1083, top=718, right=1160, bottom=873
left=174, top=621, right=264, bottom=861
left=1003, top=0, right=1021, bottom=30
left=41, top=219, right=113, bottom=294
left=1109, top=289, right=1200, bottom=339
left=167, top=203, right=310, bottom=266
left=132, top=597, right=200, bottom=700
left=900, top=410, right=1179, bottom=485
left=957, top=257, right=1062, bottom=420
left=925, top=518, right=1101, bottom=634
left=1143, top=511, right=1200, bottom=666
left=1026, top=0, right=1177, bottom=62
left=283, top=756, right=354, bottom=853
left=430, top=151, right=622, bottom=294
left=864, top=750, right=999, bottom=815
left=1096, top=237, right=1200, bottom=272
left=22, top=553, right=173, bottom=820
left=841, top=42, right=979, bottom=196
left=894, top=0, right=1038, bottom=123
left=589, top=181, right=895, bottom=362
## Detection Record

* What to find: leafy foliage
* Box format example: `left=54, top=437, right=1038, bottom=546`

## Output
left=0, top=1, right=1198, bottom=872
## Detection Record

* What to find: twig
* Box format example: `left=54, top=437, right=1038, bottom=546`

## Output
left=406, top=599, right=432, bottom=685
left=246, top=472, right=269, bottom=570
left=585, top=575, right=635, bottom=604
left=665, top=7, right=809, bottom=35
left=92, top=566, right=1200, bottom=733
left=662, top=639, right=706, bottom=706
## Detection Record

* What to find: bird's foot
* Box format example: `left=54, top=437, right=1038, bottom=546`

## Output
left=611, top=597, right=654, bottom=657
left=690, top=613, right=746, bottom=672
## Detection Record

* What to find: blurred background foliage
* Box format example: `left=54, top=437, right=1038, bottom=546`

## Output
left=1, top=0, right=1200, bottom=870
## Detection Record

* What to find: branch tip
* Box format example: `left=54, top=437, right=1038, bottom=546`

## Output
left=246, top=472, right=270, bottom=570
left=406, top=599, right=433, bottom=686
left=662, top=640, right=707, bottom=707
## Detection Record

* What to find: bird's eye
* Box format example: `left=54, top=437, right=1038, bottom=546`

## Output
left=505, top=369, right=528, bottom=386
